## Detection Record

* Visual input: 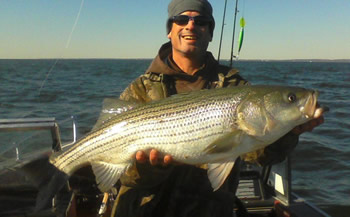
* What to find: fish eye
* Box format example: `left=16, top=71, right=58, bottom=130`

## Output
left=288, top=93, right=297, bottom=102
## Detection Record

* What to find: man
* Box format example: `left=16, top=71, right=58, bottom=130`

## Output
left=111, top=0, right=324, bottom=216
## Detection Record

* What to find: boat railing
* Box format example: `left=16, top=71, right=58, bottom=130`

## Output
left=60, top=116, right=78, bottom=149
left=0, top=117, right=62, bottom=151
left=0, top=118, right=64, bottom=172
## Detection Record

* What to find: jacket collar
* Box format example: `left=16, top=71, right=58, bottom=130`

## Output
left=146, top=42, right=219, bottom=81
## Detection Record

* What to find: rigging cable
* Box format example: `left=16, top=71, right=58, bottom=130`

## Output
left=38, top=0, right=85, bottom=95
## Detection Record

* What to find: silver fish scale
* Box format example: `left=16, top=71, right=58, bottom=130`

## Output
left=52, top=88, right=247, bottom=174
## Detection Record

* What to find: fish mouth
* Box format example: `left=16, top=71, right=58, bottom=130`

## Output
left=300, top=91, right=318, bottom=119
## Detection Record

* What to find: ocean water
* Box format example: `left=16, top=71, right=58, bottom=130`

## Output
left=0, top=59, right=349, bottom=216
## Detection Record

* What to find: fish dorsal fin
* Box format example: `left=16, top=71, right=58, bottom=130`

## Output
left=92, top=98, right=141, bottom=131
left=207, top=161, right=235, bottom=191
left=203, top=131, right=243, bottom=154
left=91, top=161, right=131, bottom=192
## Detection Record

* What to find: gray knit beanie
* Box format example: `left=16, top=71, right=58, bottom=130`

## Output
left=167, top=0, right=215, bottom=37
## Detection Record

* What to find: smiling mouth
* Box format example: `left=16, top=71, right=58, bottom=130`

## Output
left=182, top=35, right=197, bottom=40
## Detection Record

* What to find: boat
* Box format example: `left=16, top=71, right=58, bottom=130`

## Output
left=0, top=117, right=331, bottom=217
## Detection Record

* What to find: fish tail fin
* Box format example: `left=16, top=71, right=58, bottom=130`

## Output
left=19, top=154, right=69, bottom=211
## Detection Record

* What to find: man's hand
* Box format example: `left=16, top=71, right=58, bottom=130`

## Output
left=136, top=149, right=174, bottom=165
left=292, top=104, right=327, bottom=135
left=292, top=115, right=324, bottom=135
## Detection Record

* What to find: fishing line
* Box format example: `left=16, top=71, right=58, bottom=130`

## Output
left=241, top=0, right=246, bottom=17
left=38, top=0, right=85, bottom=95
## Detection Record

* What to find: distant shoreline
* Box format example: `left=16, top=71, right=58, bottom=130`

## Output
left=0, top=58, right=349, bottom=63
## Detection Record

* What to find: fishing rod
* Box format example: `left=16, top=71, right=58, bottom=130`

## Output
left=229, top=0, right=239, bottom=67
left=217, top=0, right=228, bottom=64
left=217, top=0, right=243, bottom=67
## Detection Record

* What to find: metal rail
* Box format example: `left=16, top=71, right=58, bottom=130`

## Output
left=0, top=118, right=62, bottom=151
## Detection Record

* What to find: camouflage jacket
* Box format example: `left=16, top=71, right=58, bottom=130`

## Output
left=111, top=42, right=299, bottom=217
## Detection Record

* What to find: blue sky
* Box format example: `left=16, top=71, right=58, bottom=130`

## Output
left=1, top=0, right=349, bottom=60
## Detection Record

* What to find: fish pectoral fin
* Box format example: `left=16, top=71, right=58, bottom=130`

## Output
left=207, top=161, right=235, bottom=191
left=237, top=112, right=260, bottom=136
left=203, top=131, right=242, bottom=154
left=91, top=161, right=130, bottom=192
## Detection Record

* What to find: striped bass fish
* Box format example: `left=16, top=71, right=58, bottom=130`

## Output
left=35, top=85, right=325, bottom=208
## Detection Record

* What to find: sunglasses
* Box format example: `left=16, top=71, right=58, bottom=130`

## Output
left=171, top=15, right=212, bottom=26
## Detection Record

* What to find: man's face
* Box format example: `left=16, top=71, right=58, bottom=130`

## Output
left=168, top=11, right=212, bottom=58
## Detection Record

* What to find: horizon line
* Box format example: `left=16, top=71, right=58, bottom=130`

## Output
left=1, top=58, right=350, bottom=62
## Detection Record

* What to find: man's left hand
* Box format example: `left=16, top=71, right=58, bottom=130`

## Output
left=292, top=115, right=324, bottom=135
